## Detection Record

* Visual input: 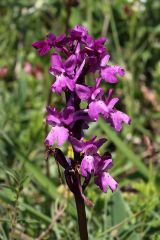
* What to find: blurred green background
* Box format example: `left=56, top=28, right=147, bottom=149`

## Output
left=0, top=0, right=160, bottom=239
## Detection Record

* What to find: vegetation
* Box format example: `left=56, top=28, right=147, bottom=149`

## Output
left=0, top=0, right=160, bottom=239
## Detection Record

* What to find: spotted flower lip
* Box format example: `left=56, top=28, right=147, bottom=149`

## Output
left=69, top=136, right=108, bottom=179
left=33, top=24, right=130, bottom=196
left=45, top=106, right=72, bottom=146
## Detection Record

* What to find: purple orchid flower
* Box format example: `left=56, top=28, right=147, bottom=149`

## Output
left=88, top=89, right=131, bottom=131
left=45, top=106, right=91, bottom=146
left=93, top=152, right=118, bottom=192
left=49, top=53, right=86, bottom=94
left=69, top=135, right=106, bottom=176
left=49, top=54, right=76, bottom=94
left=33, top=25, right=131, bottom=209
left=101, top=65, right=125, bottom=84
left=75, top=78, right=104, bottom=101
left=32, top=33, right=68, bottom=56
left=69, top=136, right=118, bottom=192
left=32, top=33, right=56, bottom=56
left=70, top=25, right=89, bottom=43
left=45, top=106, right=71, bottom=146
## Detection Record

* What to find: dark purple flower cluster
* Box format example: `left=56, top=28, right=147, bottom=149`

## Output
left=33, top=25, right=131, bottom=201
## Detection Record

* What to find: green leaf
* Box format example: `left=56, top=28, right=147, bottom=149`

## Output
left=128, top=232, right=142, bottom=240
left=20, top=175, right=31, bottom=188
left=110, top=190, right=131, bottom=226
left=97, top=191, right=135, bottom=238
left=0, top=188, right=16, bottom=202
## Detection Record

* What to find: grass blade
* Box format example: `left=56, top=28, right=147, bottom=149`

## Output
left=0, top=191, right=51, bottom=224
left=99, top=119, right=149, bottom=178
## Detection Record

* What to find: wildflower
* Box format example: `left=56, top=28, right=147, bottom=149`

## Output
left=45, top=106, right=91, bottom=146
left=88, top=89, right=131, bottom=131
left=101, top=65, right=125, bottom=83
left=32, top=33, right=68, bottom=56
left=33, top=24, right=131, bottom=199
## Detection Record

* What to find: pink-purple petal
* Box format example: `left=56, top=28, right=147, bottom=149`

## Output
left=94, top=138, right=107, bottom=149
left=75, top=84, right=91, bottom=100
left=94, top=172, right=118, bottom=192
left=100, top=54, right=110, bottom=67
left=46, top=114, right=61, bottom=125
left=64, top=54, right=77, bottom=74
left=32, top=40, right=50, bottom=56
left=109, top=110, right=131, bottom=132
left=69, top=136, right=83, bottom=152
left=101, top=66, right=125, bottom=84
left=51, top=75, right=74, bottom=94
left=91, top=87, right=104, bottom=100
left=61, top=106, right=75, bottom=125
left=74, top=59, right=85, bottom=82
left=45, top=126, right=69, bottom=146
left=50, top=54, right=63, bottom=71
left=80, top=155, right=94, bottom=177
left=88, top=100, right=109, bottom=120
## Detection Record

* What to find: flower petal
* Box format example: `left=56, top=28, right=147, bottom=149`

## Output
left=65, top=79, right=75, bottom=92
left=100, top=54, right=110, bottom=67
left=70, top=25, right=88, bottom=42
left=84, top=144, right=97, bottom=155
left=109, top=110, right=131, bottom=132
left=74, top=59, right=85, bottom=82
left=80, top=155, right=94, bottom=177
left=76, top=84, right=91, bottom=100
left=46, top=108, right=61, bottom=125
left=64, top=54, right=77, bottom=75
left=50, top=54, right=63, bottom=73
left=47, top=32, right=56, bottom=45
left=32, top=40, right=50, bottom=56
left=45, top=126, right=69, bottom=146
left=101, top=66, right=125, bottom=83
left=94, top=138, right=107, bottom=149
left=95, top=153, right=113, bottom=173
left=51, top=74, right=74, bottom=94
left=61, top=106, right=75, bottom=125
left=91, top=87, right=104, bottom=100
left=94, top=172, right=118, bottom=192
left=69, top=136, right=83, bottom=152
left=55, top=34, right=67, bottom=46
left=88, top=100, right=108, bottom=120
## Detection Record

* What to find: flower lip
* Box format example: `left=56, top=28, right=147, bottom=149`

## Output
left=45, top=126, right=69, bottom=146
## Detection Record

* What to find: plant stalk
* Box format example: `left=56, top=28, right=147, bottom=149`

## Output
left=73, top=175, right=88, bottom=240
